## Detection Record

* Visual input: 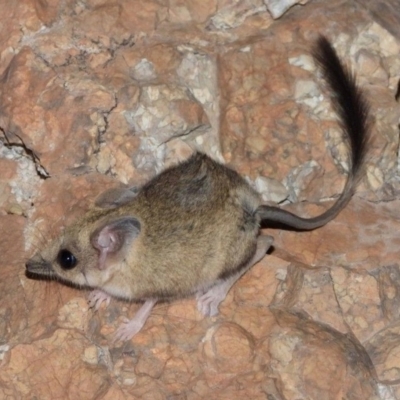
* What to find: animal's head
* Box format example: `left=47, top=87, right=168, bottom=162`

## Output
left=26, top=211, right=141, bottom=290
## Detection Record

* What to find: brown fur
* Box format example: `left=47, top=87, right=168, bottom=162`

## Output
left=27, top=153, right=262, bottom=301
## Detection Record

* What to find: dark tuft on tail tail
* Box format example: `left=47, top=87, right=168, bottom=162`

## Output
left=312, top=35, right=370, bottom=182
left=257, top=36, right=370, bottom=230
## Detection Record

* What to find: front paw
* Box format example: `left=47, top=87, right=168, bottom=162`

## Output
left=88, top=289, right=111, bottom=310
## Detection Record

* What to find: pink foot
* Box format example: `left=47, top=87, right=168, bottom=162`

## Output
left=88, top=289, right=111, bottom=310
left=113, top=299, right=157, bottom=343
left=196, top=235, right=273, bottom=317
left=196, top=283, right=230, bottom=317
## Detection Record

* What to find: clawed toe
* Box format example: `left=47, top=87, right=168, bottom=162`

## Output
left=87, top=289, right=111, bottom=310
left=196, top=291, right=222, bottom=317
left=112, top=299, right=157, bottom=343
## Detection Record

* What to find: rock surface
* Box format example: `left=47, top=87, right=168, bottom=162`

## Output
left=1, top=0, right=400, bottom=398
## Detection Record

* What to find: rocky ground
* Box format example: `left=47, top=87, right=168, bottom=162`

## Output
left=1, top=0, right=400, bottom=399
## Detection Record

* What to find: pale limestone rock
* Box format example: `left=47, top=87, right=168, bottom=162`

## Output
left=284, top=160, right=321, bottom=202
left=131, top=58, right=157, bottom=81
left=0, top=344, right=10, bottom=361
left=207, top=0, right=266, bottom=30
left=57, top=298, right=90, bottom=332
left=254, top=175, right=289, bottom=203
left=367, top=165, right=385, bottom=190
left=288, top=54, right=315, bottom=71
left=125, top=83, right=209, bottom=172
left=82, top=345, right=99, bottom=365
left=177, top=48, right=221, bottom=157
left=264, top=0, right=310, bottom=19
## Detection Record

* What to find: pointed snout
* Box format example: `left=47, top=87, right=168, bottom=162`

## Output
left=25, top=256, right=55, bottom=279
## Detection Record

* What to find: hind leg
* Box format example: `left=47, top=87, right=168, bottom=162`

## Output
left=196, top=235, right=273, bottom=317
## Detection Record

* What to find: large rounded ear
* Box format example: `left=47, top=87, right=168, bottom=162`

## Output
left=94, top=186, right=140, bottom=209
left=90, top=216, right=141, bottom=270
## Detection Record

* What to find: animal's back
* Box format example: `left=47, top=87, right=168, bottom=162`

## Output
left=120, top=153, right=262, bottom=298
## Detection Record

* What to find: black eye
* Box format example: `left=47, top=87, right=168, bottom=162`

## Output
left=57, top=249, right=77, bottom=270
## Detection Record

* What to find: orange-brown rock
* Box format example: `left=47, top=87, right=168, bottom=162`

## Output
left=1, top=0, right=400, bottom=398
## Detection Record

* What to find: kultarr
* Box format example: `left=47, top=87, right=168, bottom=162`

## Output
left=26, top=36, right=371, bottom=343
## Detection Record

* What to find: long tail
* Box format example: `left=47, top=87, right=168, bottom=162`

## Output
left=257, top=36, right=370, bottom=230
